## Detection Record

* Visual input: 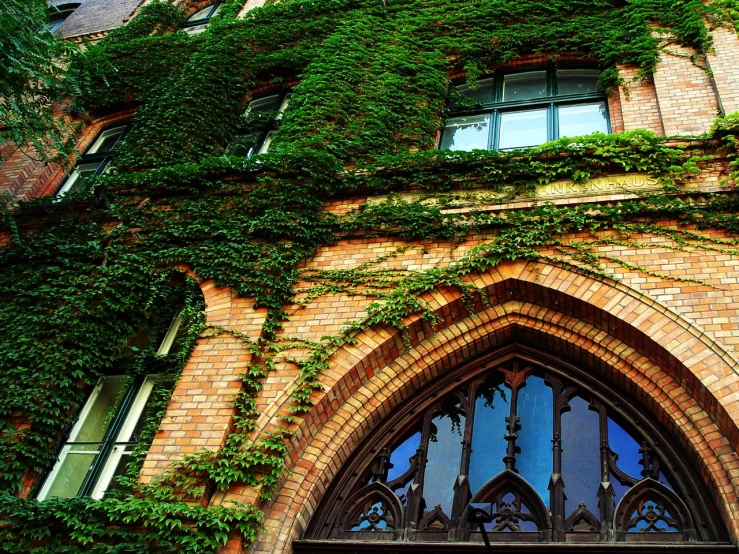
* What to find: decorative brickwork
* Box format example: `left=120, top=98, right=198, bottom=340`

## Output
left=242, top=261, right=739, bottom=554
left=652, top=46, right=719, bottom=136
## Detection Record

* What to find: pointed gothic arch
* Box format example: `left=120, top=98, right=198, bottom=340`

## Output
left=300, top=347, right=728, bottom=549
left=223, top=262, right=739, bottom=554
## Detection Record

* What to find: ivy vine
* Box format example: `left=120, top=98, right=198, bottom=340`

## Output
left=2, top=0, right=739, bottom=551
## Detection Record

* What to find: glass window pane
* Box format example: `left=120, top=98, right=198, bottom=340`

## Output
left=557, top=69, right=601, bottom=96
left=558, top=102, right=608, bottom=139
left=423, top=404, right=465, bottom=516
left=562, top=396, right=601, bottom=515
left=469, top=375, right=509, bottom=494
left=440, top=115, right=490, bottom=151
left=94, top=133, right=123, bottom=154
left=44, top=446, right=99, bottom=498
left=259, top=131, right=275, bottom=154
left=184, top=23, right=208, bottom=35
left=187, top=5, right=214, bottom=22
left=246, top=95, right=282, bottom=115
left=387, top=428, right=421, bottom=483
left=73, top=378, right=126, bottom=443
left=454, top=78, right=495, bottom=106
left=498, top=109, right=547, bottom=150
left=502, top=71, right=547, bottom=102
left=275, top=93, right=292, bottom=120
left=59, top=162, right=102, bottom=195
left=229, top=134, right=259, bottom=158
left=88, top=127, right=127, bottom=154
left=516, top=376, right=553, bottom=506
left=103, top=448, right=133, bottom=494
left=607, top=417, right=642, bottom=479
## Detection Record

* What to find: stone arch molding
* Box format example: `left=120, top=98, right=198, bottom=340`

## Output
left=243, top=261, right=739, bottom=553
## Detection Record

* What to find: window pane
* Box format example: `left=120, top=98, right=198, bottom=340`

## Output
left=103, top=448, right=133, bottom=494
left=387, top=428, right=421, bottom=483
left=44, top=446, right=99, bottom=498
left=558, top=102, right=608, bottom=139
left=469, top=375, right=508, bottom=494
left=502, top=71, right=547, bottom=102
left=187, top=5, right=214, bottom=22
left=94, top=133, right=123, bottom=154
left=88, top=127, right=127, bottom=154
left=423, top=404, right=464, bottom=516
left=498, top=109, right=547, bottom=150
left=454, top=78, right=495, bottom=106
left=440, top=115, right=489, bottom=151
left=557, top=69, right=601, bottom=96
left=607, top=417, right=643, bottom=479
left=246, top=95, right=282, bottom=115
left=562, top=396, right=601, bottom=515
left=275, top=93, right=293, bottom=120
left=184, top=23, right=208, bottom=35
left=59, top=162, right=102, bottom=195
left=229, top=134, right=259, bottom=158
left=47, top=18, right=65, bottom=33
left=259, top=131, right=276, bottom=154
left=516, top=375, right=553, bottom=506
left=73, top=378, right=126, bottom=443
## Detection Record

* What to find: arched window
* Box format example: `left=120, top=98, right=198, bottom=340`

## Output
left=183, top=2, right=222, bottom=35
left=301, top=350, right=729, bottom=549
left=440, top=67, right=609, bottom=152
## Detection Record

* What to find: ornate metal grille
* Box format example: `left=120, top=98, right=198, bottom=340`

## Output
left=303, top=348, right=728, bottom=547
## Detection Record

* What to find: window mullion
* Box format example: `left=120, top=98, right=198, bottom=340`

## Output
left=89, top=376, right=157, bottom=499
left=78, top=378, right=141, bottom=497
left=550, top=102, right=557, bottom=142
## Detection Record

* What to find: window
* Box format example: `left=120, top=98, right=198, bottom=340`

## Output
left=228, top=92, right=292, bottom=158
left=56, top=125, right=128, bottom=196
left=302, top=352, right=728, bottom=547
left=36, top=316, right=184, bottom=501
left=183, top=2, right=222, bottom=35
left=45, top=4, right=79, bottom=34
left=440, top=68, right=609, bottom=152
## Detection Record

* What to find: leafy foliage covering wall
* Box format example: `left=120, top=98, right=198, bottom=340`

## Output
left=2, top=0, right=739, bottom=551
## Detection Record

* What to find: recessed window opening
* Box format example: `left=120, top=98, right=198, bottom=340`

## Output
left=228, top=92, right=292, bottom=158
left=183, top=1, right=222, bottom=35
left=36, top=315, right=185, bottom=501
left=440, top=68, right=609, bottom=152
left=56, top=125, right=129, bottom=196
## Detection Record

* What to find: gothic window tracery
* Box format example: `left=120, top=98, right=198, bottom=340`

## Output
left=303, top=351, right=729, bottom=547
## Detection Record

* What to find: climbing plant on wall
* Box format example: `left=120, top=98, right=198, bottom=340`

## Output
left=2, top=0, right=739, bottom=551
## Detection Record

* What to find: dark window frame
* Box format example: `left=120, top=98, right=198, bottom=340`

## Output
left=228, top=91, right=293, bottom=158
left=440, top=66, right=610, bottom=152
left=183, top=1, right=222, bottom=33
left=55, top=124, right=129, bottom=196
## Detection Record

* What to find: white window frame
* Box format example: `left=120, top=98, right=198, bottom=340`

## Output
left=37, top=313, right=184, bottom=501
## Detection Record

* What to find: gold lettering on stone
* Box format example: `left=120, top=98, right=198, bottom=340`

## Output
left=366, top=174, right=661, bottom=207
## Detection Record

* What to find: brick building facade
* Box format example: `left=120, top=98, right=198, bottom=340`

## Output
left=2, top=1, right=739, bottom=553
